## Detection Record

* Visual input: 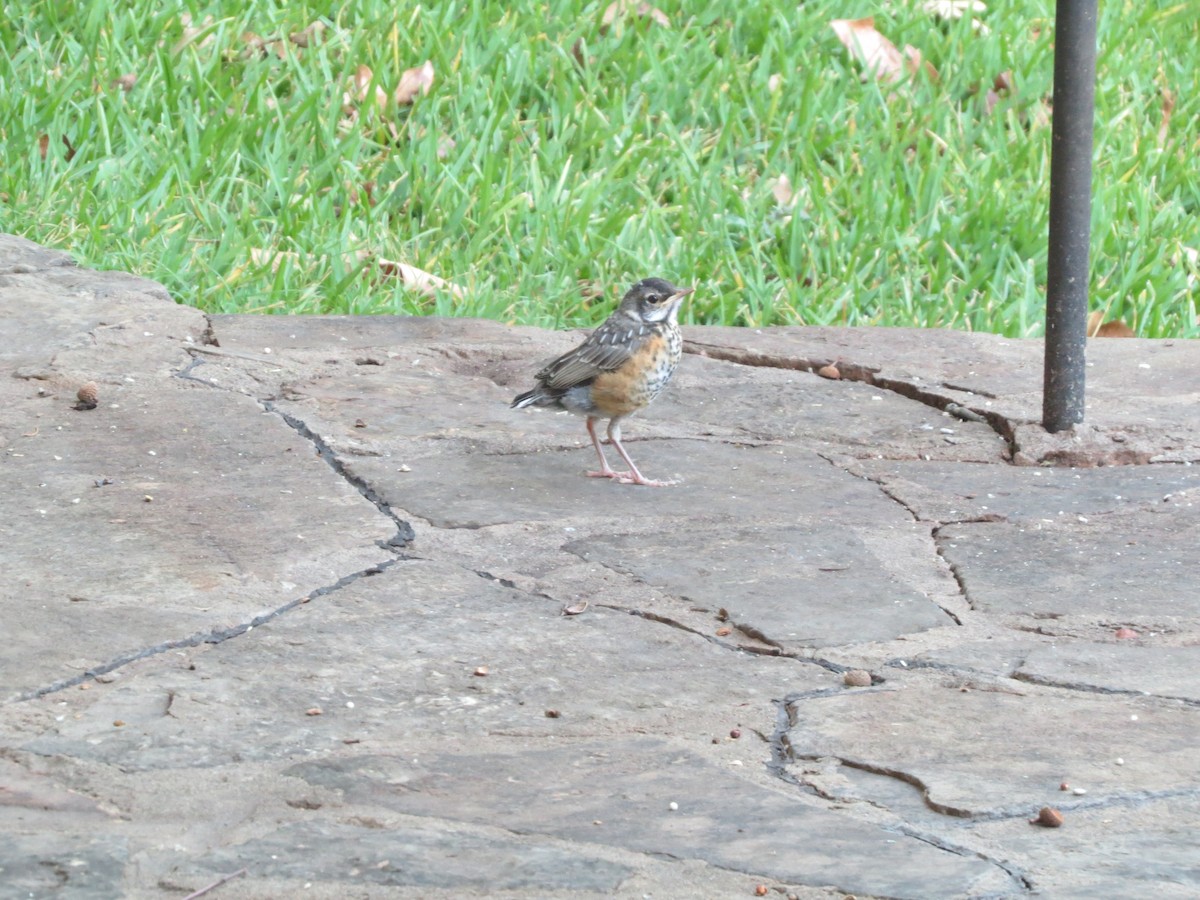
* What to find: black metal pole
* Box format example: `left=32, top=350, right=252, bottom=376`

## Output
left=1042, top=0, right=1098, bottom=433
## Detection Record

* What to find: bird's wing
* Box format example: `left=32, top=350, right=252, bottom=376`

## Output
left=535, top=316, right=652, bottom=390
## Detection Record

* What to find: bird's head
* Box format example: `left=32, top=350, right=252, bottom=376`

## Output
left=619, top=277, right=695, bottom=324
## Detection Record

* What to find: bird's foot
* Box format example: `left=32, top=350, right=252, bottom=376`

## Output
left=586, top=468, right=634, bottom=481
left=614, top=473, right=678, bottom=487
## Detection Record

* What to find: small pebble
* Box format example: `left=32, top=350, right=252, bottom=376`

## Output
left=754, top=886, right=769, bottom=897
left=816, top=363, right=840, bottom=380
left=112, top=720, right=125, bottom=727
left=473, top=666, right=489, bottom=677
left=729, top=728, right=741, bottom=739
left=1072, top=787, right=1087, bottom=796
left=544, top=709, right=560, bottom=719
left=668, top=801, right=678, bottom=811
left=1059, top=781, right=1070, bottom=791
left=843, top=669, right=872, bottom=687
left=305, top=707, right=323, bottom=716
left=1030, top=807, right=1064, bottom=828
left=1115, top=757, right=1125, bottom=766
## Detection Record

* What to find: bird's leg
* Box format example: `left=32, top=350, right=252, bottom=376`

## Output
left=585, top=417, right=632, bottom=481
left=607, top=420, right=676, bottom=487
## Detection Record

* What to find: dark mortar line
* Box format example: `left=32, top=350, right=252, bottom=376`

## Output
left=1010, top=670, right=1200, bottom=709
left=941, top=381, right=1000, bottom=401
left=684, top=340, right=1020, bottom=458
left=817, top=454, right=967, bottom=626
left=789, top=743, right=1200, bottom=825
left=888, top=825, right=1035, bottom=894
left=896, top=645, right=1200, bottom=708
left=10, top=559, right=402, bottom=703
left=787, top=751, right=978, bottom=819
left=930, top=524, right=976, bottom=616
left=766, top=698, right=1033, bottom=894
left=263, top=401, right=415, bottom=549
left=171, top=350, right=413, bottom=548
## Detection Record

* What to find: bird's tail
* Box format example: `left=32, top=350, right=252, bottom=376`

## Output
left=511, top=387, right=550, bottom=409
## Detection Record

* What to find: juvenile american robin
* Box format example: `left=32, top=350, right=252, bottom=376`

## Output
left=511, top=277, right=694, bottom=487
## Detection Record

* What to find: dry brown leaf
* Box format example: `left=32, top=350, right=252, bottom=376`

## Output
left=984, top=70, right=1013, bottom=115
left=249, top=248, right=464, bottom=300
left=394, top=60, right=435, bottom=105
left=38, top=134, right=49, bottom=159
left=343, top=64, right=388, bottom=115
left=1158, top=87, right=1175, bottom=146
left=923, top=0, right=986, bottom=19
left=601, top=0, right=671, bottom=33
left=1086, top=310, right=1134, bottom=338
left=173, top=13, right=216, bottom=54
left=289, top=21, right=327, bottom=48
left=770, top=174, right=794, bottom=206
left=831, top=18, right=934, bottom=84
left=113, top=73, right=137, bottom=92
left=354, top=250, right=465, bottom=299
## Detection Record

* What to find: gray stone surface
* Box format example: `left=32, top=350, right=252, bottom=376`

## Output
left=2, top=232, right=1200, bottom=898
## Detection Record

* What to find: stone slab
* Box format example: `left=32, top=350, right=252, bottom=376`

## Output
left=286, top=740, right=1017, bottom=899
left=784, top=681, right=1199, bottom=816
left=0, top=379, right=395, bottom=701
left=853, top=457, right=1200, bottom=523
left=938, top=501, right=1200, bottom=619
left=568, top=523, right=958, bottom=648
left=12, top=560, right=830, bottom=768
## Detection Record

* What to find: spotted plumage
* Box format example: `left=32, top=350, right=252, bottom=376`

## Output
left=511, top=277, right=693, bottom=486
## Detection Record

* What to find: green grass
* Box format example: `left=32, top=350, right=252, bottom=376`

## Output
left=2, top=0, right=1196, bottom=336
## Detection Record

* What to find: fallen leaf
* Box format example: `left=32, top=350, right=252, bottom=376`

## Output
left=113, top=73, right=137, bottom=91
left=1158, top=87, right=1175, bottom=146
left=173, top=13, right=216, bottom=54
left=394, top=60, right=435, bottom=105
left=1086, top=310, right=1134, bottom=338
left=830, top=18, right=935, bottom=84
left=344, top=64, right=389, bottom=114
left=984, top=70, right=1013, bottom=115
left=61, top=135, right=76, bottom=161
left=601, top=0, right=671, bottom=32
left=562, top=601, right=590, bottom=615
left=923, top=0, right=986, bottom=19
left=38, top=134, right=49, bottom=159
left=289, top=21, right=327, bottom=48
left=770, top=174, right=794, bottom=206
left=248, top=248, right=465, bottom=299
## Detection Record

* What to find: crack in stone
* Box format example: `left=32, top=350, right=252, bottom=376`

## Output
left=264, top=401, right=415, bottom=550
left=890, top=824, right=1035, bottom=893
left=685, top=340, right=1020, bottom=458
left=171, top=352, right=414, bottom=549
left=930, top=524, right=975, bottom=616
left=1009, top=671, right=1200, bottom=709
left=10, top=559, right=401, bottom=702
left=819, top=455, right=967, bottom=626
left=766, top=698, right=1034, bottom=893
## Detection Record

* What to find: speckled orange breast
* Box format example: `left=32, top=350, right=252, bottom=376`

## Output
left=589, top=325, right=682, bottom=418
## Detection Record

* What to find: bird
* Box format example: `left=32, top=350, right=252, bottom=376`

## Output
left=511, top=277, right=694, bottom=487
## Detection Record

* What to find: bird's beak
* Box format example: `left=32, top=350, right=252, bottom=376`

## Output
left=671, top=287, right=695, bottom=302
